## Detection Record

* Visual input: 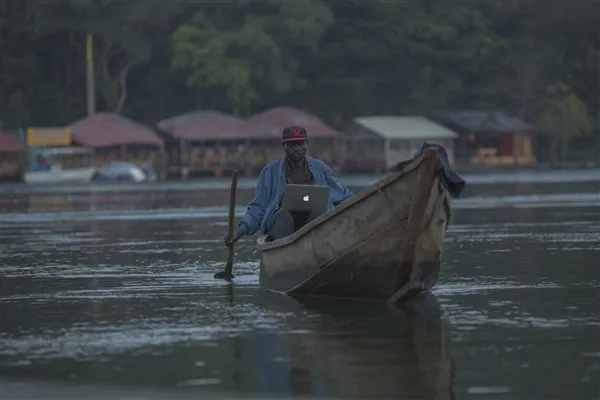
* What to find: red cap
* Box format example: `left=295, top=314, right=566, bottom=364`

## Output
left=281, top=126, right=308, bottom=142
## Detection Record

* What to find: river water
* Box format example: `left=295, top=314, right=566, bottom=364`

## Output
left=1, top=170, right=599, bottom=400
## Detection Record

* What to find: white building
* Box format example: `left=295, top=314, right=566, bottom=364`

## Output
left=342, top=116, right=458, bottom=172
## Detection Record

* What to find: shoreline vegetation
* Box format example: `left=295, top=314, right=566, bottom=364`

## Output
left=1, top=2, right=598, bottom=182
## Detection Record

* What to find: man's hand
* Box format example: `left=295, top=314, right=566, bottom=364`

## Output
left=224, top=227, right=245, bottom=248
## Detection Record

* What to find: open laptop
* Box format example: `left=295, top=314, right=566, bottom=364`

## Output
left=281, top=184, right=330, bottom=217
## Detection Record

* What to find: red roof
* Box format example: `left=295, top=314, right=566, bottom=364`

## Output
left=0, top=130, right=25, bottom=152
left=157, top=110, right=259, bottom=140
left=246, top=107, right=338, bottom=139
left=69, top=113, right=163, bottom=148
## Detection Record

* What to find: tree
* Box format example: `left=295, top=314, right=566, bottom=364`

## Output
left=0, top=0, right=44, bottom=127
left=35, top=1, right=177, bottom=114
left=172, top=23, right=258, bottom=116
left=536, top=83, right=593, bottom=165
left=0, top=0, right=598, bottom=163
left=171, top=1, right=334, bottom=115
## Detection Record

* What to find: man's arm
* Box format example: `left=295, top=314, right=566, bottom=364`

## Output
left=238, top=166, right=271, bottom=236
left=322, top=164, right=354, bottom=205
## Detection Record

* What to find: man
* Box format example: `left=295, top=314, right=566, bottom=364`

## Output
left=224, top=126, right=354, bottom=246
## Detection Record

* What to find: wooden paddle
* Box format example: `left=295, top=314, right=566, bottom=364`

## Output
left=214, top=169, right=238, bottom=280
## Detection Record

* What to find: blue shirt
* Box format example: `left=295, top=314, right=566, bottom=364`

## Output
left=239, top=157, right=354, bottom=235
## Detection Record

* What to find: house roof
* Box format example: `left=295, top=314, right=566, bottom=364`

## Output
left=0, top=130, right=25, bottom=152
left=157, top=110, right=258, bottom=141
left=353, top=116, right=458, bottom=140
left=433, top=110, right=536, bottom=133
left=69, top=113, right=163, bottom=148
left=246, top=107, right=338, bottom=139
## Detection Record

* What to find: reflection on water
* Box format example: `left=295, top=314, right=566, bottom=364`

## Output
left=0, top=179, right=599, bottom=399
left=1, top=191, right=599, bottom=224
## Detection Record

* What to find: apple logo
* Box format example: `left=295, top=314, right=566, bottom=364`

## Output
left=303, top=195, right=310, bottom=202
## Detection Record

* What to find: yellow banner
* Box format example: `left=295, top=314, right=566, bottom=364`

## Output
left=26, top=127, right=71, bottom=147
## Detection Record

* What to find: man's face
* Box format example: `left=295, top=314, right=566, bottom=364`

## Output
left=282, top=140, right=307, bottom=162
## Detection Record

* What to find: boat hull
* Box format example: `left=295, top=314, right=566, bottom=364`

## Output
left=24, top=167, right=97, bottom=184
left=257, top=148, right=452, bottom=304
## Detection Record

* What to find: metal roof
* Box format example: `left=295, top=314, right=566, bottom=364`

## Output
left=246, top=107, right=338, bottom=139
left=157, top=110, right=258, bottom=140
left=353, top=116, right=458, bottom=140
left=69, top=113, right=164, bottom=148
left=0, top=130, right=25, bottom=152
left=435, top=110, right=536, bottom=133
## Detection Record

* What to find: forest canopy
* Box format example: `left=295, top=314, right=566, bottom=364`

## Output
left=1, top=0, right=598, bottom=147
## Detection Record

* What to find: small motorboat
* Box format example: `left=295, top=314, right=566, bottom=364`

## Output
left=91, top=161, right=148, bottom=182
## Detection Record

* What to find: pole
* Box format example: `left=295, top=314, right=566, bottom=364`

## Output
left=214, top=170, right=239, bottom=280
left=86, top=33, right=96, bottom=116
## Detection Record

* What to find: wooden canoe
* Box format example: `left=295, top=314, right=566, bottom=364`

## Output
left=257, top=148, right=454, bottom=304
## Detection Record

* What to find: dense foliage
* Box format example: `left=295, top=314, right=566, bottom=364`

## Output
left=2, top=0, right=598, bottom=153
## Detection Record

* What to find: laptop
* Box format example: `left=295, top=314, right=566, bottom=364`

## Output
left=281, top=184, right=330, bottom=217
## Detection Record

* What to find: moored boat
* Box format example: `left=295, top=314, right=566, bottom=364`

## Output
left=90, top=161, right=154, bottom=182
left=257, top=144, right=465, bottom=304
left=24, top=147, right=96, bottom=184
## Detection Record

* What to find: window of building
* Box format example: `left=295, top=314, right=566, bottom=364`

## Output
left=390, top=139, right=409, bottom=150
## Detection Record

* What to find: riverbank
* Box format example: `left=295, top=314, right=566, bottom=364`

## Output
left=453, top=161, right=600, bottom=174
left=0, top=167, right=598, bottom=197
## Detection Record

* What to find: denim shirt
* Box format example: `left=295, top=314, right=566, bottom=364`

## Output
left=239, top=157, right=354, bottom=235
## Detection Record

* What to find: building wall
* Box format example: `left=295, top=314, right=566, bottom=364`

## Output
left=339, top=124, right=387, bottom=172
left=0, top=151, right=26, bottom=182
left=166, top=137, right=339, bottom=178
left=469, top=131, right=536, bottom=165
left=341, top=123, right=457, bottom=172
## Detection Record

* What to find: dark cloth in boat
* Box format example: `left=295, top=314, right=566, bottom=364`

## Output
left=389, top=142, right=466, bottom=198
